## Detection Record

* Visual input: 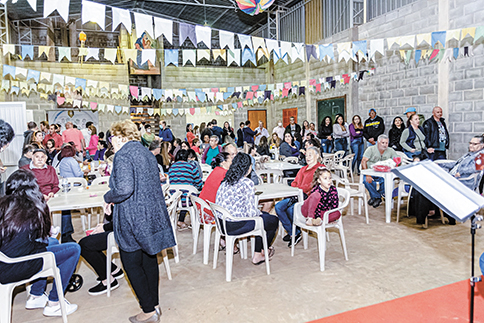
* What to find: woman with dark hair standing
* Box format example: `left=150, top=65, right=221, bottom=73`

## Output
left=349, top=115, right=365, bottom=174
left=333, top=114, right=349, bottom=155
left=318, top=116, right=333, bottom=153
left=104, top=120, right=175, bottom=323
left=215, top=153, right=278, bottom=265
left=160, top=141, right=173, bottom=172
left=0, top=169, right=80, bottom=317
left=45, top=139, right=58, bottom=165
left=186, top=124, right=196, bottom=146
left=389, top=116, right=405, bottom=151
left=222, top=121, right=236, bottom=144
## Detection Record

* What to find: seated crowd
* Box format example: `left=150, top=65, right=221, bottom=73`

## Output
left=0, top=105, right=482, bottom=322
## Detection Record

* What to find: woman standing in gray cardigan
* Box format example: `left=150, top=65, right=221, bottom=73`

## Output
left=104, top=120, right=175, bottom=323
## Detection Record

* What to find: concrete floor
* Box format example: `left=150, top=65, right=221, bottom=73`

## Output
left=9, top=192, right=484, bottom=323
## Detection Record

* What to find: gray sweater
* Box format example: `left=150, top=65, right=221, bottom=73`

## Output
left=104, top=141, right=175, bottom=254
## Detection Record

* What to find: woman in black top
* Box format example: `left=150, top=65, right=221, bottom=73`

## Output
left=45, top=139, right=58, bottom=165
left=222, top=121, right=236, bottom=144
left=0, top=169, right=80, bottom=316
left=256, top=136, right=270, bottom=156
left=318, top=116, right=333, bottom=153
left=389, top=116, right=405, bottom=151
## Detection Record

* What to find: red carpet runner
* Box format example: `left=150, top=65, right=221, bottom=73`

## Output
left=312, top=280, right=484, bottom=323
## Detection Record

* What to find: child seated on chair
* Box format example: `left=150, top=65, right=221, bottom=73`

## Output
left=302, top=167, right=340, bottom=226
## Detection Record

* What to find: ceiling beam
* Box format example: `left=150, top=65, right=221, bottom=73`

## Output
left=211, top=8, right=229, bottom=25
left=143, top=0, right=236, bottom=10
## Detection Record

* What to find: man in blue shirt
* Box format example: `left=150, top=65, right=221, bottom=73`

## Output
left=211, top=119, right=223, bottom=142
left=158, top=121, right=173, bottom=143
left=243, top=120, right=256, bottom=146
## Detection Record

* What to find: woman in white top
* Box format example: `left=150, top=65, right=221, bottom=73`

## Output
left=333, top=114, right=350, bottom=155
left=215, top=153, right=278, bottom=265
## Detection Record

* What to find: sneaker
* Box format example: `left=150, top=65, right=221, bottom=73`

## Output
left=282, top=234, right=291, bottom=242
left=287, top=234, right=302, bottom=248
left=112, top=268, right=124, bottom=280
left=312, top=218, right=322, bottom=226
left=43, top=299, right=78, bottom=317
left=368, top=198, right=375, bottom=206
left=88, top=279, right=119, bottom=296
left=372, top=198, right=382, bottom=208
left=26, top=293, right=48, bottom=309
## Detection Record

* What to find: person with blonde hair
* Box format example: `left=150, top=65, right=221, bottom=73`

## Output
left=104, top=119, right=174, bottom=322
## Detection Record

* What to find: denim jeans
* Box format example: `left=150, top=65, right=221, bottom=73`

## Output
left=428, top=150, right=446, bottom=161
left=363, top=175, right=385, bottom=199
left=321, top=138, right=333, bottom=153
left=334, top=138, right=348, bottom=156
left=480, top=252, right=484, bottom=276
left=30, top=242, right=81, bottom=302
left=350, top=138, right=364, bottom=173
left=61, top=210, right=74, bottom=236
left=275, top=198, right=299, bottom=236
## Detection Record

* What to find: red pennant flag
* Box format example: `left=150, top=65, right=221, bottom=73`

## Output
left=251, top=85, right=259, bottom=91
left=316, top=83, right=321, bottom=93
left=284, top=82, right=291, bottom=89
left=430, top=49, right=440, bottom=61
left=246, top=91, right=254, bottom=99
left=342, top=74, right=350, bottom=84
left=282, top=88, right=289, bottom=98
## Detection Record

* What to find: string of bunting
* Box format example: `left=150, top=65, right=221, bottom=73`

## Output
left=1, top=64, right=376, bottom=116
left=2, top=24, right=483, bottom=67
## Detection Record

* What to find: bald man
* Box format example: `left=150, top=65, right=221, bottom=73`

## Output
left=62, top=121, right=85, bottom=153
left=423, top=106, right=449, bottom=161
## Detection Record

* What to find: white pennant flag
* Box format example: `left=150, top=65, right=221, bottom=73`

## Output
left=291, top=43, right=305, bottom=62
left=122, top=107, right=130, bottom=114
left=141, top=87, right=152, bottom=100
left=85, top=48, right=99, bottom=61
left=196, top=26, right=212, bottom=48
left=65, top=76, right=76, bottom=86
left=87, top=80, right=98, bottom=88
left=227, top=49, right=240, bottom=66
left=97, top=103, right=105, bottom=112
left=369, top=39, right=384, bottom=62
left=147, top=108, right=154, bottom=116
left=15, top=67, right=28, bottom=78
left=183, top=50, right=196, bottom=66
left=52, top=74, right=64, bottom=86
left=106, top=105, right=114, bottom=113
left=81, top=0, right=106, bottom=30
left=112, top=7, right=131, bottom=32
left=251, top=36, right=266, bottom=50
left=237, top=34, right=253, bottom=50
left=265, top=39, right=279, bottom=54
left=104, top=48, right=117, bottom=64
left=141, top=49, right=156, bottom=65
left=134, top=13, right=154, bottom=38
left=154, top=17, right=173, bottom=44
left=27, top=0, right=36, bottom=11
left=337, top=42, right=352, bottom=62
left=73, top=99, right=82, bottom=108
left=219, top=30, right=234, bottom=51
left=44, top=0, right=70, bottom=22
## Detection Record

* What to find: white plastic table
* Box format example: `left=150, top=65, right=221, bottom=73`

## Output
left=360, top=168, right=396, bottom=223
left=262, top=161, right=303, bottom=171
left=48, top=186, right=108, bottom=234
left=256, top=183, right=304, bottom=202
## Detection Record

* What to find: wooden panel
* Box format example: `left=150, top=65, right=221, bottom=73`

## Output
left=248, top=110, right=267, bottom=130
left=305, top=0, right=323, bottom=44
left=283, top=108, right=298, bottom=127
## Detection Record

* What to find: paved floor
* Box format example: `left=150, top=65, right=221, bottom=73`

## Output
left=9, top=190, right=484, bottom=322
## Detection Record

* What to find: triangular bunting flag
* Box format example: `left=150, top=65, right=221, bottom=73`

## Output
left=43, top=0, right=70, bottom=22
left=112, top=7, right=131, bottom=32
left=38, top=46, right=51, bottom=58
left=227, top=49, right=240, bottom=66
left=141, top=49, right=156, bottom=65
left=212, top=49, right=226, bottom=61
left=58, top=47, right=71, bottom=61
left=104, top=48, right=117, bottom=63
left=154, top=17, right=173, bottom=44
left=219, top=30, right=235, bottom=51
left=183, top=50, right=196, bottom=66
left=197, top=49, right=210, bottom=62
left=195, top=25, right=212, bottom=48
left=237, top=34, right=253, bottom=50
left=134, top=12, right=154, bottom=38
left=179, top=23, right=197, bottom=46
left=82, top=0, right=106, bottom=30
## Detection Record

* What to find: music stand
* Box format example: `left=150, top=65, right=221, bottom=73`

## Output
left=392, top=160, right=484, bottom=323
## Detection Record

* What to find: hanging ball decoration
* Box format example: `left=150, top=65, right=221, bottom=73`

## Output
left=79, top=31, right=87, bottom=42
left=236, top=0, right=275, bottom=16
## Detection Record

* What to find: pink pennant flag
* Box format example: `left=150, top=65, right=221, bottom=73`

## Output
left=211, top=88, right=219, bottom=93
left=190, top=108, right=195, bottom=115
left=90, top=102, right=98, bottom=110
left=251, top=85, right=259, bottom=91
left=57, top=96, right=65, bottom=105
left=342, top=74, right=350, bottom=84
left=246, top=91, right=254, bottom=99
left=270, top=94, right=274, bottom=100
left=215, top=110, right=220, bottom=115
left=316, top=83, right=322, bottom=93
left=237, top=101, right=243, bottom=108
left=282, top=88, right=289, bottom=98
left=129, top=86, right=139, bottom=99
left=309, top=79, right=316, bottom=86
left=284, top=82, right=291, bottom=89
left=430, top=49, right=440, bottom=61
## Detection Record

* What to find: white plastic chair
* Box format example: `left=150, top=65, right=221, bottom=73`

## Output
left=333, top=174, right=369, bottom=224
left=334, top=153, right=355, bottom=182
left=395, top=151, right=413, bottom=166
left=396, top=180, right=413, bottom=223
left=165, top=191, right=182, bottom=263
left=169, top=185, right=201, bottom=254
left=91, top=176, right=110, bottom=186
left=105, top=232, right=119, bottom=298
left=58, top=177, right=93, bottom=231
left=209, top=202, right=270, bottom=282
left=284, top=156, right=299, bottom=163
left=190, top=196, right=217, bottom=265
left=291, top=188, right=350, bottom=271
left=88, top=176, right=110, bottom=228
left=0, top=251, right=68, bottom=323
left=256, top=169, right=283, bottom=184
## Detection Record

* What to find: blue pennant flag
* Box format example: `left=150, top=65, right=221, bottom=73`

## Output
left=27, top=69, right=40, bottom=83
left=319, top=44, right=334, bottom=61
left=21, top=45, right=34, bottom=60
left=196, top=91, right=206, bottom=102
left=165, top=49, right=179, bottom=67
left=2, top=65, right=15, bottom=78
left=75, top=78, right=87, bottom=91
left=415, top=50, right=422, bottom=64
left=153, top=89, right=163, bottom=100
left=453, top=48, right=459, bottom=59
left=352, top=40, right=367, bottom=57
left=431, top=31, right=446, bottom=48
left=242, top=48, right=256, bottom=66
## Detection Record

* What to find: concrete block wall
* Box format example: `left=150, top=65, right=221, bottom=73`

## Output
left=1, top=60, right=130, bottom=132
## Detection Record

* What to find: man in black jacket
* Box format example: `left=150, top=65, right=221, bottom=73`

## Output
left=211, top=119, right=223, bottom=142
left=284, top=116, right=302, bottom=145
left=423, top=106, right=449, bottom=161
left=243, top=120, right=257, bottom=146
left=363, top=108, right=385, bottom=146
left=236, top=122, right=245, bottom=148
